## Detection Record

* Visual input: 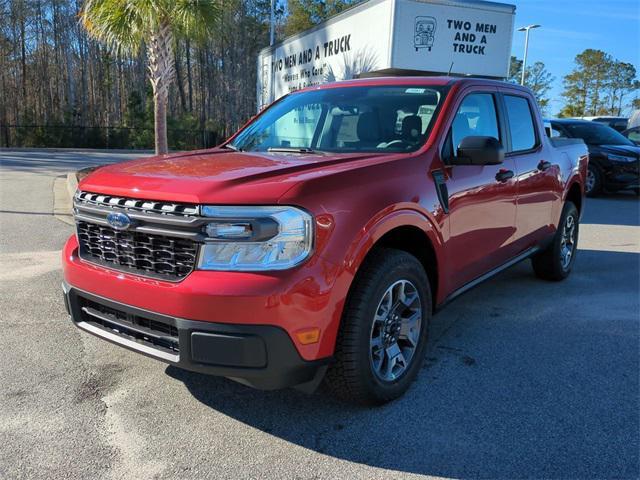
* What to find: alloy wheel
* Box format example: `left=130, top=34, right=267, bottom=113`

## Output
left=560, top=214, right=577, bottom=270
left=369, top=279, right=422, bottom=382
left=585, top=168, right=596, bottom=194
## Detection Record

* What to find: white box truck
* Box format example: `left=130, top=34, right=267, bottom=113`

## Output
left=257, top=0, right=516, bottom=109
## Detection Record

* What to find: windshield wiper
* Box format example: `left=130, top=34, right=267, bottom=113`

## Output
left=267, top=147, right=319, bottom=154
left=221, top=143, right=242, bottom=152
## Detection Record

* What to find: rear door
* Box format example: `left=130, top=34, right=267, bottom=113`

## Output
left=440, top=87, right=519, bottom=290
left=499, top=91, right=560, bottom=249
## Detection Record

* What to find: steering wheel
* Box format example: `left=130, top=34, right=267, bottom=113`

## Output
left=378, top=139, right=410, bottom=150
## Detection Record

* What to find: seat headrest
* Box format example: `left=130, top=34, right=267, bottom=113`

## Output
left=453, top=112, right=474, bottom=148
left=402, top=115, right=422, bottom=141
left=357, top=112, right=380, bottom=143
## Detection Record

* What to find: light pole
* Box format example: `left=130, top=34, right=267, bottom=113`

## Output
left=517, top=24, right=541, bottom=85
left=270, top=0, right=275, bottom=46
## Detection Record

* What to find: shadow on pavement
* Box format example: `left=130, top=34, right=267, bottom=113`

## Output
left=0, top=210, right=72, bottom=217
left=168, top=247, right=640, bottom=479
left=582, top=193, right=640, bottom=226
left=0, top=151, right=147, bottom=174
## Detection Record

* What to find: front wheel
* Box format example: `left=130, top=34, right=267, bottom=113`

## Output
left=324, top=248, right=431, bottom=404
left=585, top=164, right=603, bottom=197
left=531, top=201, right=579, bottom=281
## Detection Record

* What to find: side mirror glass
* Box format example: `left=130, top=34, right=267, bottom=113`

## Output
left=451, top=136, right=504, bottom=166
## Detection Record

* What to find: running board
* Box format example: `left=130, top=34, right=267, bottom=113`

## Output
left=439, top=246, right=541, bottom=308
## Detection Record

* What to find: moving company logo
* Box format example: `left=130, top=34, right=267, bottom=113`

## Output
left=414, top=16, right=436, bottom=52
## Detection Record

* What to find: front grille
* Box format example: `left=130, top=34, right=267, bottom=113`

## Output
left=76, top=191, right=199, bottom=216
left=77, top=221, right=198, bottom=280
left=78, top=297, right=179, bottom=355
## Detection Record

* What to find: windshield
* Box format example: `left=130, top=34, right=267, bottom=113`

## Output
left=564, top=122, right=635, bottom=146
left=230, top=86, right=446, bottom=153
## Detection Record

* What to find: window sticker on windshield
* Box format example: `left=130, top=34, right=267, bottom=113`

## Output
left=405, top=88, right=426, bottom=94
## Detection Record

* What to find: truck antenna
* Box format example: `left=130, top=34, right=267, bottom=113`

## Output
left=447, top=62, right=454, bottom=76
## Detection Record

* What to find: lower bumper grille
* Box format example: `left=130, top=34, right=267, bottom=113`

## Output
left=78, top=297, right=179, bottom=355
left=77, top=221, right=197, bottom=280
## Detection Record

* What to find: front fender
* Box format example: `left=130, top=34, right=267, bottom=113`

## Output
left=322, top=205, right=446, bottom=317
left=306, top=205, right=446, bottom=357
left=341, top=206, right=444, bottom=275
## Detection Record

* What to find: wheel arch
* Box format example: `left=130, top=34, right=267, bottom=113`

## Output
left=565, top=180, right=583, bottom=215
left=343, top=210, right=444, bottom=312
left=372, top=226, right=439, bottom=311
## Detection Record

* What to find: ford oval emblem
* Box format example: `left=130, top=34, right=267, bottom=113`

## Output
left=106, top=212, right=132, bottom=230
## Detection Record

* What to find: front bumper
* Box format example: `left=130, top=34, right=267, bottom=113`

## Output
left=63, top=282, right=330, bottom=390
left=62, top=234, right=348, bottom=361
left=603, top=161, right=640, bottom=191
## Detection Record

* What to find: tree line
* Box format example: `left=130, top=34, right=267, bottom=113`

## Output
left=1, top=0, right=278, bottom=149
left=508, top=49, right=638, bottom=118
left=1, top=0, right=638, bottom=150
left=559, top=49, right=638, bottom=118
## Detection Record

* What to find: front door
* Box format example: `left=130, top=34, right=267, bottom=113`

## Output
left=440, top=90, right=519, bottom=291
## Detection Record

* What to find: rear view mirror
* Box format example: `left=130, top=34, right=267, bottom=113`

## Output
left=451, top=136, right=504, bottom=166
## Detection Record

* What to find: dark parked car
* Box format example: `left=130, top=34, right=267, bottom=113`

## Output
left=550, top=119, right=639, bottom=196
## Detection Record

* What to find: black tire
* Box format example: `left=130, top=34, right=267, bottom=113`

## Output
left=585, top=163, right=603, bottom=197
left=324, top=248, right=432, bottom=405
left=531, top=201, right=579, bottom=281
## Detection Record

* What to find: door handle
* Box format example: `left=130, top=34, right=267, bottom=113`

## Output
left=538, top=160, right=552, bottom=171
left=495, top=169, right=514, bottom=182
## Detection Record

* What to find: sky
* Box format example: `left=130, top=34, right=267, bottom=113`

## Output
left=509, top=0, right=640, bottom=115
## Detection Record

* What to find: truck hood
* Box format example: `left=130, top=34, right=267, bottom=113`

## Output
left=79, top=149, right=386, bottom=204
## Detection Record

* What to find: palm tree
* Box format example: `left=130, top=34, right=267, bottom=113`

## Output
left=80, top=0, right=220, bottom=154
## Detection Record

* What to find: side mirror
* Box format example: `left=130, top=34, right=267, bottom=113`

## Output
left=451, top=136, right=504, bottom=165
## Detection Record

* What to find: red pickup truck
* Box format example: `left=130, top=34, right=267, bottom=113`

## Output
left=62, top=77, right=588, bottom=404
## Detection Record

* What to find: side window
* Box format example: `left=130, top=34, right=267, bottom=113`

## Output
left=627, top=129, right=640, bottom=143
left=613, top=120, right=628, bottom=132
left=504, top=95, right=537, bottom=152
left=450, top=93, right=500, bottom=155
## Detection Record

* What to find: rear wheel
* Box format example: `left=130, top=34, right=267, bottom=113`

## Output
left=585, top=164, right=602, bottom=197
left=531, top=201, right=579, bottom=281
left=324, top=248, right=431, bottom=404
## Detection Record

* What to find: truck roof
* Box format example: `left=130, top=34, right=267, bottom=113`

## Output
left=298, top=75, right=528, bottom=93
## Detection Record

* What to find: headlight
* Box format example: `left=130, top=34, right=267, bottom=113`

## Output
left=197, top=206, right=313, bottom=271
left=607, top=154, right=636, bottom=163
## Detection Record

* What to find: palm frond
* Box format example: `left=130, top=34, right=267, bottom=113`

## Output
left=80, top=0, right=150, bottom=55
left=170, top=0, right=221, bottom=43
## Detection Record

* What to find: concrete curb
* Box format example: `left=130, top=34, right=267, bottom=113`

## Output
left=53, top=175, right=75, bottom=226
left=66, top=171, right=78, bottom=200
left=56, top=166, right=102, bottom=226
left=66, top=166, right=100, bottom=200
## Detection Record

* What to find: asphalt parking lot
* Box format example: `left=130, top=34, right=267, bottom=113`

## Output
left=1, top=150, right=639, bottom=480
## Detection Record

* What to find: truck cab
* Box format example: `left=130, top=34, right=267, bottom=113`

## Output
left=63, top=77, right=588, bottom=404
